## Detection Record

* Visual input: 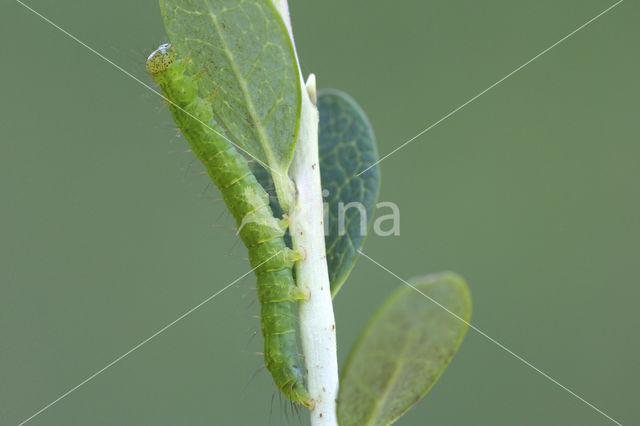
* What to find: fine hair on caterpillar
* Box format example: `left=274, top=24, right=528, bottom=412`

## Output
left=146, top=43, right=314, bottom=409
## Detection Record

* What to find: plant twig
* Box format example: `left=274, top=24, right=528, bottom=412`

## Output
left=272, top=2, right=339, bottom=423
left=289, top=74, right=339, bottom=426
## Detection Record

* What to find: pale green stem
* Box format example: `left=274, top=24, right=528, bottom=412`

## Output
left=272, top=1, right=340, bottom=424
left=289, top=75, right=339, bottom=425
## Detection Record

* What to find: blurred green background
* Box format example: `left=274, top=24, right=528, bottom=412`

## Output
left=1, top=0, right=637, bottom=425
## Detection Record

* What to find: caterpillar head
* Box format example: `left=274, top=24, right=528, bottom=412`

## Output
left=146, top=43, right=176, bottom=75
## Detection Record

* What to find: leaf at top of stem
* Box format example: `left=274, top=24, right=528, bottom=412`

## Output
left=159, top=0, right=301, bottom=181
left=318, top=90, right=380, bottom=297
left=338, top=272, right=471, bottom=426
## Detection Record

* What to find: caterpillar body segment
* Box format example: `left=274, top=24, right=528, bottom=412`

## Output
left=147, top=44, right=313, bottom=408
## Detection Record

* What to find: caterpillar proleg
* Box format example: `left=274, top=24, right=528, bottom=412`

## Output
left=147, top=44, right=313, bottom=408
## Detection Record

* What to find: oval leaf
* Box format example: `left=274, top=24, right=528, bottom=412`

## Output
left=318, top=90, right=380, bottom=297
left=338, top=273, right=471, bottom=426
left=159, top=0, right=301, bottom=175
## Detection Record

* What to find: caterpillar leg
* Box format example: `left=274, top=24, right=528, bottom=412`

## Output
left=286, top=247, right=306, bottom=263
left=290, top=285, right=311, bottom=301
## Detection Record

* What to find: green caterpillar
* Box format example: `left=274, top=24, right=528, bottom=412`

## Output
left=146, top=44, right=313, bottom=408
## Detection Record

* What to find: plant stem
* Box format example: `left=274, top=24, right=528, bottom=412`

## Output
left=272, top=2, right=339, bottom=423
left=289, top=74, right=339, bottom=426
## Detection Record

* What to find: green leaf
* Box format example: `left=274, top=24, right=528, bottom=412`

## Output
left=249, top=159, right=284, bottom=218
left=338, top=273, right=471, bottom=426
left=159, top=0, right=301, bottom=176
left=318, top=90, right=380, bottom=297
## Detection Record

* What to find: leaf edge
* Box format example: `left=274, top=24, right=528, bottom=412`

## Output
left=337, top=271, right=472, bottom=426
left=316, top=88, right=381, bottom=298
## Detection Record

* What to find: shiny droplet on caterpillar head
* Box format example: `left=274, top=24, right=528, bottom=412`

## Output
left=146, top=43, right=176, bottom=75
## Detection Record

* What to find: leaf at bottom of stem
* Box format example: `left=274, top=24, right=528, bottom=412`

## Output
left=338, top=272, right=471, bottom=426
